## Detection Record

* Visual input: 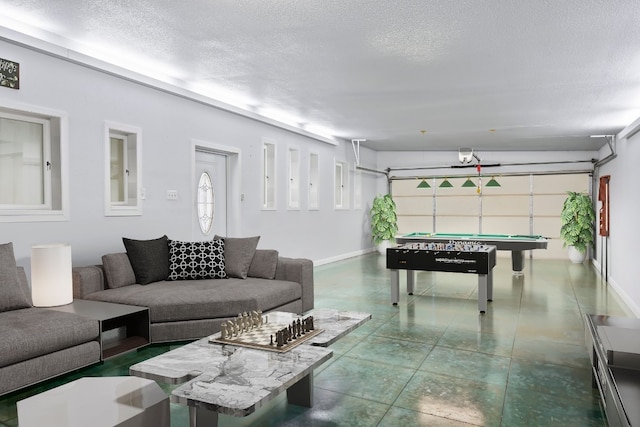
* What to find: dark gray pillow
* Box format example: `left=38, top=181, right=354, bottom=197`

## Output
left=214, top=235, right=260, bottom=279
left=102, top=253, right=136, bottom=289
left=168, top=240, right=227, bottom=280
left=122, top=235, right=169, bottom=285
left=248, top=249, right=278, bottom=279
left=0, top=242, right=32, bottom=312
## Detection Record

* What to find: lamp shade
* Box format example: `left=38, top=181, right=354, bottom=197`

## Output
left=439, top=178, right=453, bottom=188
left=31, top=244, right=73, bottom=307
left=486, top=177, right=501, bottom=187
left=417, top=179, right=431, bottom=188
left=461, top=177, right=476, bottom=187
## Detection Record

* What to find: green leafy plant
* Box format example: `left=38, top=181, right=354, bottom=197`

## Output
left=370, top=194, right=398, bottom=244
left=560, top=191, right=596, bottom=253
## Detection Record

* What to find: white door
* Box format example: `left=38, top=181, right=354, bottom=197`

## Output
left=193, top=150, right=227, bottom=239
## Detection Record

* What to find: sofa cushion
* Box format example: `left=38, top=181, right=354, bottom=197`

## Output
left=0, top=242, right=32, bottom=312
left=214, top=235, right=259, bottom=279
left=0, top=308, right=99, bottom=368
left=248, top=249, right=279, bottom=279
left=123, top=235, right=169, bottom=285
left=168, top=240, right=227, bottom=280
left=102, top=253, right=136, bottom=289
left=84, top=278, right=301, bottom=322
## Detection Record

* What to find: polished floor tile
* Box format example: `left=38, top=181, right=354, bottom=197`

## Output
left=419, top=346, right=511, bottom=386
left=0, top=254, right=628, bottom=426
left=393, top=370, right=505, bottom=426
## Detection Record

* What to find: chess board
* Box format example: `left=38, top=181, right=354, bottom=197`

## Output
left=209, top=322, right=324, bottom=353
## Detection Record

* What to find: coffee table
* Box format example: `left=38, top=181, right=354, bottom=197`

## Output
left=130, top=309, right=370, bottom=427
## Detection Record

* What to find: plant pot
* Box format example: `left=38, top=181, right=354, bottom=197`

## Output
left=568, top=246, right=586, bottom=264
left=376, top=240, right=392, bottom=255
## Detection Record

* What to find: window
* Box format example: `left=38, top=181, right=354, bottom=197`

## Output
left=308, top=152, right=319, bottom=210
left=288, top=147, right=300, bottom=209
left=263, top=141, right=276, bottom=209
left=0, top=104, right=67, bottom=222
left=197, top=172, right=214, bottom=234
left=334, top=160, right=349, bottom=209
left=354, top=167, right=362, bottom=209
left=105, top=122, right=141, bottom=216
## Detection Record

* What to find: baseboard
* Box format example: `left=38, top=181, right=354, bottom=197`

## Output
left=313, top=247, right=377, bottom=266
left=607, top=276, right=640, bottom=318
left=590, top=259, right=640, bottom=318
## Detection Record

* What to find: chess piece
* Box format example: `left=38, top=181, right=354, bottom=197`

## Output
left=220, top=323, right=228, bottom=339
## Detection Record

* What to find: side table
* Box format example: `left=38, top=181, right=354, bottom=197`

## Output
left=17, top=376, right=169, bottom=427
left=47, top=299, right=150, bottom=360
left=585, top=313, right=640, bottom=427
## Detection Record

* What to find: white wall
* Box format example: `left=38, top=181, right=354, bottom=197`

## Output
left=0, top=40, right=380, bottom=269
left=595, top=128, right=640, bottom=316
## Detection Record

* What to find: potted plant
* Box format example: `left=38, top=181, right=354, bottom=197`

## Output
left=560, top=191, right=596, bottom=263
left=370, top=194, right=398, bottom=254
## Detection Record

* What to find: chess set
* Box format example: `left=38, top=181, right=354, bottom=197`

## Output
left=208, top=311, right=324, bottom=353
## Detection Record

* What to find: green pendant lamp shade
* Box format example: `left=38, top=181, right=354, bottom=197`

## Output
left=417, top=179, right=431, bottom=188
left=486, top=177, right=501, bottom=187
left=439, top=178, right=453, bottom=188
left=461, top=177, right=476, bottom=187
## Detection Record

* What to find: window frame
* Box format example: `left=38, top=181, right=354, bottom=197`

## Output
left=287, top=146, right=300, bottom=210
left=104, top=121, right=142, bottom=216
left=0, top=102, right=68, bottom=222
left=334, top=159, right=349, bottom=210
left=308, top=152, right=319, bottom=210
left=262, top=140, right=276, bottom=210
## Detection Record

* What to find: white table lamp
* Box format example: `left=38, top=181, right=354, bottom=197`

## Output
left=31, top=244, right=73, bottom=307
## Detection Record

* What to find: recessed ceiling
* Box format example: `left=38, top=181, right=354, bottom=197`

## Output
left=1, top=0, right=640, bottom=151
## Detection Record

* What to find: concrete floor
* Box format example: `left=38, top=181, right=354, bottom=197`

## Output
left=0, top=253, right=631, bottom=426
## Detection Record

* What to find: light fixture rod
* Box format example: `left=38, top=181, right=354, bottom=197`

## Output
left=351, top=139, right=366, bottom=166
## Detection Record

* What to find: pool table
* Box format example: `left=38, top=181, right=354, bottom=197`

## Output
left=396, top=232, right=548, bottom=273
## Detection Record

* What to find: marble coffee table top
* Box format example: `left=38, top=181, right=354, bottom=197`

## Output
left=129, top=309, right=370, bottom=416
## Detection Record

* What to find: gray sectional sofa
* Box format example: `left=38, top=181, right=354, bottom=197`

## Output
left=0, top=243, right=101, bottom=396
left=72, top=236, right=314, bottom=343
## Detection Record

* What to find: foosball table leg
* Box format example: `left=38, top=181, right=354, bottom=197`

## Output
left=390, top=269, right=400, bottom=306
left=407, top=270, right=415, bottom=295
left=478, top=274, right=488, bottom=314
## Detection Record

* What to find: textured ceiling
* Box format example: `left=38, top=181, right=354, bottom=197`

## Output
left=2, top=0, right=640, bottom=151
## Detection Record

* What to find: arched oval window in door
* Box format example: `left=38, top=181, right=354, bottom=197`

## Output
left=197, top=172, right=214, bottom=235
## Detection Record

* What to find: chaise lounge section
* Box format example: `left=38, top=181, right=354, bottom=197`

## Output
left=72, top=236, right=314, bottom=343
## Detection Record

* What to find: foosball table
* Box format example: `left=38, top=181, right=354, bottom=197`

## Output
left=387, top=241, right=497, bottom=313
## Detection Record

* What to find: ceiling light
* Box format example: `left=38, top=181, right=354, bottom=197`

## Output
left=486, top=177, right=501, bottom=187
left=439, top=178, right=453, bottom=188
left=461, top=177, right=476, bottom=187
left=417, top=179, right=431, bottom=188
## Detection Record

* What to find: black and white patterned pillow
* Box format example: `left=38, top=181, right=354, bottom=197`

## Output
left=168, top=240, right=227, bottom=280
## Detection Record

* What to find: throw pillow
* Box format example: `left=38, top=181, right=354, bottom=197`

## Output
left=0, top=242, right=32, bottom=312
left=248, top=249, right=279, bottom=279
left=168, top=240, right=227, bottom=280
left=102, top=253, right=136, bottom=289
left=213, top=235, right=260, bottom=279
left=122, top=235, right=169, bottom=285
